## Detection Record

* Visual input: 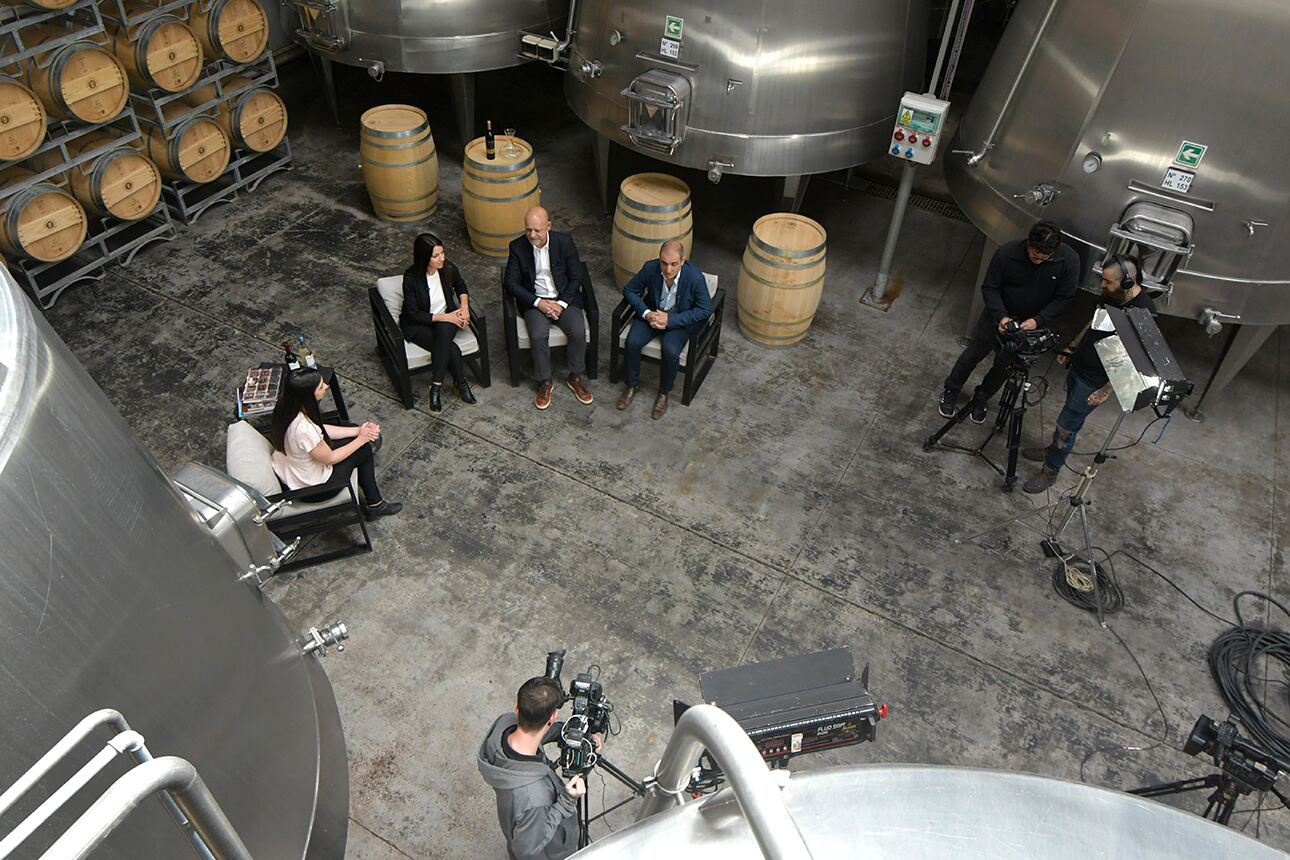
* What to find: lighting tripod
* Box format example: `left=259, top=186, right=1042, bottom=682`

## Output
left=958, top=410, right=1129, bottom=625
left=572, top=755, right=648, bottom=849
left=924, top=355, right=1041, bottom=492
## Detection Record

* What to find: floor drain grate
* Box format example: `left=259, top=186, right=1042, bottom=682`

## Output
left=849, top=177, right=971, bottom=223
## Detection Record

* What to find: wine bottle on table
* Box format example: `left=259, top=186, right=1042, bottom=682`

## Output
left=282, top=340, right=301, bottom=371
left=484, top=120, right=496, bottom=160
left=297, top=335, right=317, bottom=369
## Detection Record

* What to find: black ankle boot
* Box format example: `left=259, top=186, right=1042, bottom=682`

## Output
left=456, top=379, right=477, bottom=405
left=429, top=384, right=443, bottom=413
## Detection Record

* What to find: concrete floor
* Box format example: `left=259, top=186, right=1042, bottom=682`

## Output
left=41, top=60, right=1290, bottom=856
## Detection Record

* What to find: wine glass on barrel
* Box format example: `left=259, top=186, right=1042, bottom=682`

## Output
left=503, top=128, right=519, bottom=159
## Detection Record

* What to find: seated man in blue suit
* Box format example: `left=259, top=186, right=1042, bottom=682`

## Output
left=617, top=240, right=713, bottom=419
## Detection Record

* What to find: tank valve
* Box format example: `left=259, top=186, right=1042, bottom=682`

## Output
left=1012, top=183, right=1061, bottom=207
left=578, top=59, right=603, bottom=79
left=609, top=29, right=623, bottom=46
left=1243, top=219, right=1269, bottom=237
left=301, top=621, right=349, bottom=657
left=357, top=58, right=385, bottom=82
left=1198, top=307, right=1241, bottom=337
left=707, top=160, right=734, bottom=184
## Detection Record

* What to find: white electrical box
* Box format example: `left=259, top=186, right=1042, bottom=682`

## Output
left=888, top=92, right=951, bottom=165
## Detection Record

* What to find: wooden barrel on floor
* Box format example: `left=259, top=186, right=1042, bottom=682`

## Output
left=32, top=132, right=161, bottom=220
left=143, top=104, right=230, bottom=183
left=20, top=27, right=129, bottom=124
left=0, top=76, right=47, bottom=161
left=0, top=167, right=87, bottom=261
left=185, top=75, right=286, bottom=153
left=108, top=14, right=204, bottom=93
left=0, top=0, right=77, bottom=10
left=736, top=213, right=827, bottom=347
left=461, top=135, right=538, bottom=257
left=188, top=0, right=268, bottom=64
left=359, top=104, right=437, bottom=222
left=612, top=173, right=691, bottom=287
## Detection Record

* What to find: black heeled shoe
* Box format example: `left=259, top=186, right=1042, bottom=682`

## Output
left=429, top=384, right=443, bottom=413
left=456, top=380, right=477, bottom=405
left=364, top=499, right=402, bottom=519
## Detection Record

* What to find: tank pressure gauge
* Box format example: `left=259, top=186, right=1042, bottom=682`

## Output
left=1083, top=152, right=1103, bottom=173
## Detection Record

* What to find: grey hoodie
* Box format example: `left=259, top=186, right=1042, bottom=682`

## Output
left=478, top=713, right=579, bottom=860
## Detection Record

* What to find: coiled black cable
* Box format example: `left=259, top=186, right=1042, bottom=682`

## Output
left=1208, top=592, right=1290, bottom=764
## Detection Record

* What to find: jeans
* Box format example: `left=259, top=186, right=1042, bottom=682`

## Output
left=1044, top=368, right=1102, bottom=472
left=944, top=312, right=1011, bottom=402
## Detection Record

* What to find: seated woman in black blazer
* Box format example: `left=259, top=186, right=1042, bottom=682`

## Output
left=401, top=232, right=478, bottom=413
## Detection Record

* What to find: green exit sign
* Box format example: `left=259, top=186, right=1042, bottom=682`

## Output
left=664, top=16, right=684, bottom=40
left=1174, top=140, right=1207, bottom=169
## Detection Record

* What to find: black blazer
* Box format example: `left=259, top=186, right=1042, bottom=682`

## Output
left=401, top=261, right=469, bottom=329
left=503, top=230, right=585, bottom=311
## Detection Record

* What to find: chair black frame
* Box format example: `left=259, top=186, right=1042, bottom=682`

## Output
left=608, top=286, right=726, bottom=405
left=369, top=286, right=492, bottom=409
left=502, top=261, right=600, bottom=386
left=265, top=472, right=372, bottom=573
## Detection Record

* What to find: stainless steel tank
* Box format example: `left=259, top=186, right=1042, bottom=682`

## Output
left=0, top=269, right=348, bottom=857
left=563, top=1, right=929, bottom=179
left=944, top=0, right=1290, bottom=327
left=292, top=0, right=565, bottom=75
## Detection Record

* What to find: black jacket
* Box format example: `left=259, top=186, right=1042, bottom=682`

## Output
left=981, top=239, right=1079, bottom=328
left=503, top=231, right=585, bottom=311
left=401, top=261, right=469, bottom=329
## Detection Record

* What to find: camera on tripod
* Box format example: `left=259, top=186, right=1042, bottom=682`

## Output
left=544, top=649, right=613, bottom=777
left=996, top=319, right=1060, bottom=359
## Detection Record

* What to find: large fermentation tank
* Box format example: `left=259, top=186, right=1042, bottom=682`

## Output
left=944, top=0, right=1290, bottom=327
left=564, top=1, right=928, bottom=179
left=0, top=270, right=347, bottom=857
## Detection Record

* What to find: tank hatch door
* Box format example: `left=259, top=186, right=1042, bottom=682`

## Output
left=287, top=0, right=350, bottom=53
left=621, top=70, right=692, bottom=155
left=1096, top=201, right=1194, bottom=304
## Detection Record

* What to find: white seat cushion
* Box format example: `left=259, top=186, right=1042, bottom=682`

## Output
left=514, top=309, right=591, bottom=349
left=225, top=420, right=355, bottom=518
left=617, top=272, right=718, bottom=367
left=376, top=275, right=479, bottom=371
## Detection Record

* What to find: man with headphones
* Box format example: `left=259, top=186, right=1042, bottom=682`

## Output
left=1022, top=254, right=1155, bottom=494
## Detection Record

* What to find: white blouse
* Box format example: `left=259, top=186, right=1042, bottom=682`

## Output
left=426, top=271, right=447, bottom=314
left=271, top=412, right=332, bottom=489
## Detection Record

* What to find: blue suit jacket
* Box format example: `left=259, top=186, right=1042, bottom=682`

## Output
left=623, top=259, right=712, bottom=330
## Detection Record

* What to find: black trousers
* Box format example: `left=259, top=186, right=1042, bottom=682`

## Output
left=299, top=438, right=381, bottom=504
left=403, top=321, right=465, bottom=385
left=944, top=312, right=1011, bottom=402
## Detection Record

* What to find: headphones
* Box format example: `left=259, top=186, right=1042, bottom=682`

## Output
left=1107, top=253, right=1139, bottom=290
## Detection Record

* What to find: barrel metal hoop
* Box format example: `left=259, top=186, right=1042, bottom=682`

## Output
left=461, top=185, right=540, bottom=204
left=361, top=120, right=430, bottom=141
left=134, top=16, right=181, bottom=88
left=466, top=153, right=534, bottom=173
left=618, top=192, right=691, bottom=214
left=749, top=231, right=826, bottom=260
left=614, top=206, right=690, bottom=226
left=368, top=186, right=440, bottom=204
left=47, top=41, right=80, bottom=116
left=359, top=133, right=432, bottom=150
left=469, top=227, right=525, bottom=239
left=738, top=306, right=818, bottom=326
left=613, top=223, right=693, bottom=245
left=462, top=165, right=535, bottom=185
left=376, top=204, right=438, bottom=221
left=364, top=151, right=438, bottom=169
left=746, top=244, right=826, bottom=271
left=739, top=268, right=825, bottom=290
left=88, top=148, right=127, bottom=209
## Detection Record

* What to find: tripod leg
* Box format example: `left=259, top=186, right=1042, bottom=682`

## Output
left=924, top=399, right=978, bottom=451
left=1074, top=498, right=1105, bottom=625
left=1002, top=388, right=1027, bottom=492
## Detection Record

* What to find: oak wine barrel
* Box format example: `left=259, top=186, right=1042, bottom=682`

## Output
left=359, top=104, right=438, bottom=222
left=611, top=173, right=692, bottom=287
left=186, top=75, right=286, bottom=153
left=0, top=167, right=87, bottom=261
left=736, top=213, right=827, bottom=347
left=460, top=134, right=538, bottom=257
left=108, top=13, right=203, bottom=93
left=20, top=26, right=129, bottom=123
left=31, top=132, right=161, bottom=220
left=143, top=104, right=230, bottom=183
left=0, top=76, right=47, bottom=161
left=188, top=0, right=268, bottom=64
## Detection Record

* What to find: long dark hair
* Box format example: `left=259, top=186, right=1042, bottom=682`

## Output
left=409, top=232, right=443, bottom=276
left=270, top=368, right=326, bottom=452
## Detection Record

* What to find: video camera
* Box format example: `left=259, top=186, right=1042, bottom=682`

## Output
left=544, top=649, right=613, bottom=777
left=996, top=319, right=1060, bottom=359
left=1184, top=714, right=1290, bottom=793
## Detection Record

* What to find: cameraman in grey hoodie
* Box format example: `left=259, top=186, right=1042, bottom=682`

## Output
left=479, top=677, right=599, bottom=859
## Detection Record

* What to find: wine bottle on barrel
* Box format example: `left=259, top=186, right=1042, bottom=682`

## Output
left=485, top=120, right=496, bottom=160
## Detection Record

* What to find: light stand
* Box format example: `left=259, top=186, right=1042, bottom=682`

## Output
left=573, top=755, right=648, bottom=849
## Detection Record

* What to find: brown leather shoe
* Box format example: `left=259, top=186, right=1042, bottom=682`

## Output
left=535, top=379, right=553, bottom=410
left=567, top=375, right=593, bottom=405
left=651, top=393, right=669, bottom=420
left=616, top=385, right=637, bottom=411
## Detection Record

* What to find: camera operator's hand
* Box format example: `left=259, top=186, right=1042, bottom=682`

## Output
left=563, top=775, right=587, bottom=799
left=1058, top=344, right=1074, bottom=366
left=998, top=316, right=1013, bottom=333
left=591, top=732, right=604, bottom=752
left=1019, top=318, right=1038, bottom=331
left=1086, top=386, right=1111, bottom=407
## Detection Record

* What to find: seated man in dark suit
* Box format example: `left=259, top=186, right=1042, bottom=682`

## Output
left=617, top=240, right=713, bottom=419
left=503, top=206, right=593, bottom=410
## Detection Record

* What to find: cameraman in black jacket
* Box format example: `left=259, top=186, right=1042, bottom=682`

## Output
left=939, top=221, right=1079, bottom=423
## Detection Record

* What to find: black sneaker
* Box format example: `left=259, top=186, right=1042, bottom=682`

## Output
left=938, top=389, right=958, bottom=418
left=969, top=400, right=988, bottom=424
left=364, top=500, right=402, bottom=519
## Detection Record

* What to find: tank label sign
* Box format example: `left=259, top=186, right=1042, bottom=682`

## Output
left=1174, top=141, right=1207, bottom=169
left=660, top=38, right=681, bottom=59
left=1161, top=167, right=1196, bottom=193
left=664, top=16, right=684, bottom=40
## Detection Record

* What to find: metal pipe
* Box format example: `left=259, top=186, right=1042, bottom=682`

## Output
left=39, top=757, right=251, bottom=860
left=636, top=705, right=811, bottom=860
left=927, top=0, right=962, bottom=96
left=0, top=709, right=128, bottom=818
left=965, top=0, right=1062, bottom=165
left=938, top=0, right=977, bottom=101
left=872, top=160, right=918, bottom=300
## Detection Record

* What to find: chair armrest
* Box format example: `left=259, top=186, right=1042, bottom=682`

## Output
left=500, top=268, right=517, bottom=324
left=691, top=287, right=726, bottom=353
left=469, top=305, right=489, bottom=341
left=580, top=263, right=600, bottom=315
left=267, top=471, right=356, bottom=503
left=612, top=297, right=632, bottom=335
left=369, top=287, right=403, bottom=342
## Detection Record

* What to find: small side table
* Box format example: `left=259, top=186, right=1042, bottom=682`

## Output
left=236, top=363, right=350, bottom=427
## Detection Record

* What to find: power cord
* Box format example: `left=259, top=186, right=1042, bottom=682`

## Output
left=1051, top=545, right=1124, bottom=615
left=1208, top=592, right=1290, bottom=764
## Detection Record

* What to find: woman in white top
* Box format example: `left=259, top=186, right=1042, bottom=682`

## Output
left=269, top=368, right=401, bottom=518
left=400, top=231, right=478, bottom=413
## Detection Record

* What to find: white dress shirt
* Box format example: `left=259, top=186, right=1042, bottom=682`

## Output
left=531, top=241, right=567, bottom=308
left=659, top=275, right=678, bottom=312
left=425, top=271, right=447, bottom=314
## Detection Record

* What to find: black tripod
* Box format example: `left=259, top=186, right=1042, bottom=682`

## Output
left=573, top=755, right=648, bottom=849
left=924, top=355, right=1038, bottom=491
left=1129, top=772, right=1287, bottom=825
